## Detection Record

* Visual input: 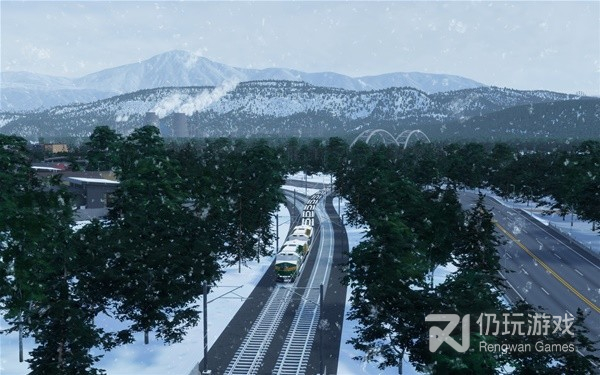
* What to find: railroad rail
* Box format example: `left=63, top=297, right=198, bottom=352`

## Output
left=223, top=285, right=293, bottom=375
left=224, top=189, right=333, bottom=375
left=273, top=196, right=334, bottom=375
left=272, top=288, right=320, bottom=375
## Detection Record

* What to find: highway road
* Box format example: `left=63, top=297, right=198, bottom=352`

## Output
left=460, top=191, right=600, bottom=348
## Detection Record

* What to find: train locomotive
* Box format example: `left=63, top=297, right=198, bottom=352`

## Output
left=274, top=191, right=324, bottom=282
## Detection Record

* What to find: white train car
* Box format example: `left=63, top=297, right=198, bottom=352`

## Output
left=275, top=189, right=326, bottom=282
left=275, top=239, right=309, bottom=282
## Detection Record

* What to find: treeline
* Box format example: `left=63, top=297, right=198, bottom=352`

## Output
left=278, top=137, right=600, bottom=230
left=335, top=142, right=599, bottom=373
left=3, top=125, right=599, bottom=373
left=0, top=126, right=286, bottom=374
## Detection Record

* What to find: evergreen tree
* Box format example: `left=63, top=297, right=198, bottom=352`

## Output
left=324, top=136, right=348, bottom=175
left=556, top=308, right=599, bottom=373
left=444, top=143, right=488, bottom=189
left=105, top=125, right=221, bottom=342
left=85, top=125, right=121, bottom=171
left=199, top=139, right=285, bottom=266
left=432, top=194, right=507, bottom=374
left=570, top=141, right=600, bottom=229
left=339, top=143, right=464, bottom=372
left=0, top=135, right=110, bottom=374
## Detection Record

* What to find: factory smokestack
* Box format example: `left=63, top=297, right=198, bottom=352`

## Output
left=173, top=113, right=189, bottom=138
left=144, top=112, right=160, bottom=127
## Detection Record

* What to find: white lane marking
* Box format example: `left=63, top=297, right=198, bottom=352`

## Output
left=553, top=252, right=562, bottom=260
left=499, top=272, right=526, bottom=301
left=541, top=287, right=550, bottom=295
left=514, top=209, right=600, bottom=271
left=575, top=269, right=584, bottom=276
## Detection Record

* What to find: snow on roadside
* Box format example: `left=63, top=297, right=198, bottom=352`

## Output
left=333, top=196, right=420, bottom=375
left=282, top=185, right=321, bottom=198
left=287, top=172, right=335, bottom=187
left=1, top=203, right=290, bottom=375
left=482, top=189, right=600, bottom=255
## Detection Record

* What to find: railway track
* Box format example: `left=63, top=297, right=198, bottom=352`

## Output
left=224, top=189, right=334, bottom=375
left=223, top=285, right=293, bottom=375
left=272, top=288, right=320, bottom=375
left=273, top=196, right=334, bottom=375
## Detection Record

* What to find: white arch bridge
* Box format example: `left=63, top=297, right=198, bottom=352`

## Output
left=350, top=129, right=431, bottom=149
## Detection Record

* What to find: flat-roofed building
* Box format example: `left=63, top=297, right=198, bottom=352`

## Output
left=67, top=177, right=119, bottom=209
left=44, top=144, right=69, bottom=154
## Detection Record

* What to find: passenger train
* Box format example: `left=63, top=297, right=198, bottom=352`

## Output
left=274, top=190, right=324, bottom=282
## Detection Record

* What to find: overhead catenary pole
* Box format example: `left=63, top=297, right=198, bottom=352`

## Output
left=18, top=312, right=23, bottom=362
left=238, top=199, right=242, bottom=273
left=338, top=196, right=341, bottom=225
left=201, top=281, right=210, bottom=374
left=305, top=172, right=307, bottom=196
left=276, top=213, right=279, bottom=251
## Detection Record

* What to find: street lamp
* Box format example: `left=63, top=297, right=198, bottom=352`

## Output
left=523, top=185, right=533, bottom=208
left=509, top=184, right=515, bottom=208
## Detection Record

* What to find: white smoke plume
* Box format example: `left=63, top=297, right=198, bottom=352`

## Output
left=151, top=79, right=239, bottom=119
left=115, top=114, right=129, bottom=122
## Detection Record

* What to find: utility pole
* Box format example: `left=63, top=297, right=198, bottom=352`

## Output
left=18, top=312, right=23, bottom=362
left=305, top=172, right=307, bottom=196
left=201, top=281, right=211, bottom=374
left=276, top=213, right=279, bottom=251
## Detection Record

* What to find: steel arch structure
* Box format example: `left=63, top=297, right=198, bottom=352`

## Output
left=395, top=130, right=431, bottom=149
left=349, top=129, right=398, bottom=147
left=350, top=129, right=431, bottom=148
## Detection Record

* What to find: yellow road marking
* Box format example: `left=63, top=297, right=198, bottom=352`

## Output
left=495, top=221, right=600, bottom=314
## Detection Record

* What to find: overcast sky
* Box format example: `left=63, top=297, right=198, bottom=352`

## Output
left=1, top=1, right=599, bottom=95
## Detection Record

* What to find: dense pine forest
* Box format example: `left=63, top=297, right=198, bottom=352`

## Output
left=1, top=128, right=599, bottom=374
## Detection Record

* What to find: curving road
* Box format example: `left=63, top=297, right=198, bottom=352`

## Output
left=460, top=191, right=600, bottom=348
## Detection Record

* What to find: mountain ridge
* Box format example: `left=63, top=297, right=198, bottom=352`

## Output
left=2, top=80, right=594, bottom=141
left=1, top=50, right=484, bottom=111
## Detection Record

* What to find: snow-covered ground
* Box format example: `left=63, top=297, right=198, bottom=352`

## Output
left=287, top=172, right=335, bottom=187
left=332, top=195, right=421, bottom=375
left=2, top=177, right=597, bottom=375
left=1, top=204, right=290, bottom=375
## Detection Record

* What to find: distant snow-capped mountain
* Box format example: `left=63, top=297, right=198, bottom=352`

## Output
left=1, top=50, right=484, bottom=111
left=2, top=80, right=592, bottom=141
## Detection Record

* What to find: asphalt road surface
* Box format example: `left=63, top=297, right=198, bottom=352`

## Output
left=460, top=191, right=600, bottom=349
